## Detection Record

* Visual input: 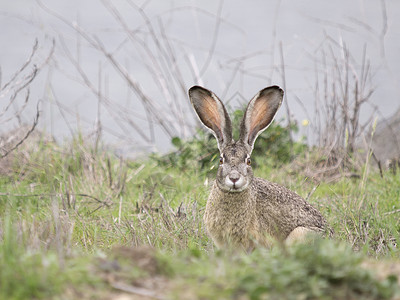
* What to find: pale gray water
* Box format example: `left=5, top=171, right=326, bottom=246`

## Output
left=1, top=0, right=399, bottom=155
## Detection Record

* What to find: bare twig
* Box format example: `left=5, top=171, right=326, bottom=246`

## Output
left=383, top=209, right=400, bottom=216
left=278, top=41, right=293, bottom=144
left=37, top=0, right=246, bottom=153
left=0, top=39, right=38, bottom=92
left=306, top=183, right=320, bottom=201
left=1, top=101, right=40, bottom=158
left=0, top=191, right=111, bottom=207
left=198, top=0, right=224, bottom=78
left=379, top=0, right=388, bottom=58
left=371, top=151, right=383, bottom=178
left=1, top=38, right=54, bottom=159
left=305, top=33, right=376, bottom=180
left=111, top=280, right=166, bottom=299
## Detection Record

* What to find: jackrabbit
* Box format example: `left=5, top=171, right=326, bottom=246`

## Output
left=188, top=85, right=329, bottom=250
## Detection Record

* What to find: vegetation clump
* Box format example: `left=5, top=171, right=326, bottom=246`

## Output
left=0, top=132, right=399, bottom=299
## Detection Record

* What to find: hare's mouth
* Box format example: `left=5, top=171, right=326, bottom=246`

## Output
left=224, top=176, right=247, bottom=192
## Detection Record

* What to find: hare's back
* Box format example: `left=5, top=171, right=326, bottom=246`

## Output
left=252, top=177, right=327, bottom=237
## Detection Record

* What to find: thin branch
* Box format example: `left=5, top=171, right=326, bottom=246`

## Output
left=1, top=101, right=40, bottom=158
left=111, top=282, right=165, bottom=300
left=1, top=39, right=38, bottom=92
left=198, top=0, right=224, bottom=78
left=278, top=41, right=293, bottom=143
left=379, top=0, right=388, bottom=58
left=0, top=191, right=111, bottom=207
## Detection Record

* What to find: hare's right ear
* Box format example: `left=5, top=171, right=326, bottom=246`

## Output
left=189, top=86, right=233, bottom=151
left=239, top=86, right=283, bottom=153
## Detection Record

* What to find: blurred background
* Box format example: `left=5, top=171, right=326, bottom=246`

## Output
left=1, top=0, right=399, bottom=159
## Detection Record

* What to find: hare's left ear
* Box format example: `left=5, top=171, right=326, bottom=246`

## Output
left=239, top=86, right=283, bottom=152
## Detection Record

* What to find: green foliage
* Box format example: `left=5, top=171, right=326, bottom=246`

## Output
left=0, top=133, right=400, bottom=299
left=0, top=209, right=95, bottom=300
left=237, top=240, right=397, bottom=300
left=163, top=239, right=398, bottom=299
left=232, top=108, right=307, bottom=166
left=156, top=108, right=307, bottom=171
left=153, top=129, right=219, bottom=172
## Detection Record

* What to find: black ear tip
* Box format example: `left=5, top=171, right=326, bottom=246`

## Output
left=188, top=85, right=212, bottom=97
left=270, top=85, right=283, bottom=92
left=260, top=85, right=284, bottom=97
left=188, top=86, right=199, bottom=95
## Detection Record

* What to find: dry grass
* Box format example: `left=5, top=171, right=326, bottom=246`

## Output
left=0, top=132, right=399, bottom=299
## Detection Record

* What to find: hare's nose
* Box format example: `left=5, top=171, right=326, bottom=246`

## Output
left=230, top=177, right=239, bottom=183
left=229, top=171, right=240, bottom=183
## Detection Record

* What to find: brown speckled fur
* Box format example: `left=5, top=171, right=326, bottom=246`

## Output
left=189, top=85, right=330, bottom=250
left=204, top=178, right=328, bottom=250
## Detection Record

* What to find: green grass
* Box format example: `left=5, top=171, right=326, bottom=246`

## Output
left=0, top=137, right=399, bottom=299
left=165, top=240, right=398, bottom=299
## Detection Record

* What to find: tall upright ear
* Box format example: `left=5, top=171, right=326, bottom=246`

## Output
left=239, top=86, right=283, bottom=151
left=189, top=86, right=233, bottom=151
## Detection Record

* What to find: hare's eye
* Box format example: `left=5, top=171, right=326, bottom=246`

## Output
left=246, top=157, right=251, bottom=166
left=219, top=156, right=224, bottom=165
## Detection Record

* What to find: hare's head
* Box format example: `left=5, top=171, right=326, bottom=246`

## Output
left=189, top=86, right=283, bottom=193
